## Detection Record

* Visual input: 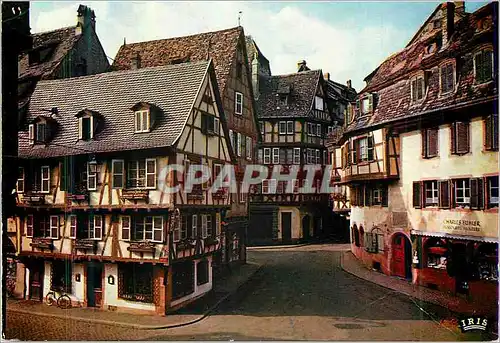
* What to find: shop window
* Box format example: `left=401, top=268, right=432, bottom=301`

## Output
left=172, top=260, right=195, bottom=300
left=51, top=261, right=72, bottom=294
left=196, top=260, right=210, bottom=286
left=359, top=226, right=365, bottom=247
left=487, top=176, right=499, bottom=208
left=475, top=244, right=498, bottom=281
left=365, top=228, right=384, bottom=254
left=425, top=239, right=447, bottom=269
left=118, top=263, right=153, bottom=303
left=454, top=179, right=470, bottom=208
left=352, top=225, right=360, bottom=247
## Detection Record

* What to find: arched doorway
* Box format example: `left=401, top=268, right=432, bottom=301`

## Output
left=392, top=233, right=412, bottom=279
left=302, top=215, right=310, bottom=241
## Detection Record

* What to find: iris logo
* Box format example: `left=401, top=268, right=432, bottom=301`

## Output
left=458, top=317, right=488, bottom=332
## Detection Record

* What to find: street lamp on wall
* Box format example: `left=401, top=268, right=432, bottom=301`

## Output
left=107, top=275, right=115, bottom=285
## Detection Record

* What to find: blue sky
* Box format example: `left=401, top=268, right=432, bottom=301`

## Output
left=30, top=1, right=488, bottom=90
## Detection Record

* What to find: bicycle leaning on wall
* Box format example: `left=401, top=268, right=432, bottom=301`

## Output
left=45, top=288, right=72, bottom=309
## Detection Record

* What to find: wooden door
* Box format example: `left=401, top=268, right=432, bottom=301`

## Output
left=302, top=215, right=310, bottom=240
left=392, top=234, right=406, bottom=278
left=281, top=212, right=292, bottom=243
left=87, top=264, right=103, bottom=307
left=29, top=262, right=44, bottom=301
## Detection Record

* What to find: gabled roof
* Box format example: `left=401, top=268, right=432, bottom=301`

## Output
left=19, top=61, right=211, bottom=159
left=256, top=69, right=322, bottom=119
left=18, top=26, right=80, bottom=82
left=245, top=35, right=271, bottom=75
left=345, top=2, right=497, bottom=134
left=112, top=27, right=243, bottom=95
left=325, top=79, right=357, bottom=103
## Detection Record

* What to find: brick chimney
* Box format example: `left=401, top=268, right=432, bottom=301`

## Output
left=252, top=52, right=260, bottom=99
left=131, top=52, right=141, bottom=70
left=297, top=60, right=309, bottom=72
left=441, top=2, right=456, bottom=47
left=324, top=72, right=330, bottom=81
left=346, top=80, right=352, bottom=88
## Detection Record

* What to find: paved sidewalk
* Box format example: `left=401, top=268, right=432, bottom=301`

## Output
left=340, top=251, right=491, bottom=316
left=7, top=262, right=262, bottom=330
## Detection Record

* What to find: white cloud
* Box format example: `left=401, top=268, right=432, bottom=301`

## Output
left=31, top=2, right=412, bottom=91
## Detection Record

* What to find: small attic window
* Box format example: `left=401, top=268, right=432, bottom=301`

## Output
left=29, top=117, right=56, bottom=144
left=135, top=110, right=150, bottom=133
left=279, top=94, right=288, bottom=106
left=76, top=109, right=103, bottom=140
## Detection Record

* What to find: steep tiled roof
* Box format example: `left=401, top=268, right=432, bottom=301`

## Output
left=112, top=27, right=242, bottom=95
left=18, top=26, right=80, bottom=81
left=326, top=79, right=357, bottom=103
left=256, top=70, right=322, bottom=119
left=19, top=61, right=210, bottom=159
left=346, top=2, right=497, bottom=134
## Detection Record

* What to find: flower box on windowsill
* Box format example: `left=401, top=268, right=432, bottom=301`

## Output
left=127, top=241, right=156, bottom=253
left=212, top=189, right=228, bottom=199
left=74, top=239, right=97, bottom=250
left=204, top=237, right=219, bottom=246
left=30, top=238, right=53, bottom=249
left=121, top=189, right=149, bottom=201
left=23, top=193, right=46, bottom=205
left=176, top=239, right=195, bottom=251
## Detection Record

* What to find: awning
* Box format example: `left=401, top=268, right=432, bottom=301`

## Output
left=411, top=230, right=498, bottom=243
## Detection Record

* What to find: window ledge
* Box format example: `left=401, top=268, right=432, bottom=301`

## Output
left=473, top=80, right=494, bottom=88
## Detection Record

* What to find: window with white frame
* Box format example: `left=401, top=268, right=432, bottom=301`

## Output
left=246, top=136, right=252, bottom=160
left=206, top=215, right=213, bottom=237
left=214, top=117, right=220, bottom=135
left=235, top=92, right=243, bottom=115
left=69, top=215, right=77, bottom=239
left=293, top=148, right=300, bottom=164
left=315, top=149, right=320, bottom=164
left=121, top=216, right=131, bottom=240
left=264, top=148, right=271, bottom=164
left=17, top=167, right=24, bottom=193
left=79, top=116, right=93, bottom=140
left=316, top=124, right=321, bottom=138
left=315, top=96, right=324, bottom=111
left=49, top=215, right=59, bottom=239
left=424, top=180, right=439, bottom=206
left=88, top=215, right=103, bottom=240
left=454, top=179, right=470, bottom=207
left=191, top=215, right=198, bottom=239
left=236, top=132, right=242, bottom=157
left=180, top=215, right=188, bottom=241
left=372, top=188, right=382, bottom=205
left=287, top=121, right=294, bottom=134
left=133, top=216, right=163, bottom=242
left=239, top=183, right=245, bottom=203
left=272, top=148, right=280, bottom=164
left=112, top=160, right=125, bottom=188
left=488, top=176, right=499, bottom=207
left=279, top=121, right=287, bottom=135
left=87, top=162, right=97, bottom=190
left=201, top=214, right=209, bottom=238
left=127, top=159, right=156, bottom=189
left=41, top=166, right=50, bottom=193
left=134, top=110, right=150, bottom=133
left=361, top=98, right=371, bottom=114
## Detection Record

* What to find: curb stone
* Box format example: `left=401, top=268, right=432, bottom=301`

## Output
left=247, top=243, right=311, bottom=250
left=7, top=263, right=263, bottom=330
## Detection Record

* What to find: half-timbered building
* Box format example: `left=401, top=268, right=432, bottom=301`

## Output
left=14, top=60, right=234, bottom=314
left=330, top=1, right=498, bottom=312
left=112, top=26, right=259, bottom=267
left=248, top=60, right=336, bottom=244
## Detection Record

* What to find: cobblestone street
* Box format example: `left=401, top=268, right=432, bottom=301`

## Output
left=5, top=244, right=484, bottom=340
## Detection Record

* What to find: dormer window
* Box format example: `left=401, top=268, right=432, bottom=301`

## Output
left=135, top=110, right=150, bottom=133
left=76, top=109, right=102, bottom=141
left=279, top=94, right=288, bottom=106
left=315, top=96, right=324, bottom=111
left=358, top=94, right=374, bottom=115
left=410, top=75, right=425, bottom=103
left=29, top=116, right=56, bottom=144
left=474, top=48, right=493, bottom=84
left=440, top=62, right=455, bottom=94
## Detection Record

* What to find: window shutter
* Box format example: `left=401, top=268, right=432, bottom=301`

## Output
left=50, top=215, right=59, bottom=239
left=368, top=94, right=373, bottom=112
left=439, top=180, right=451, bottom=208
left=413, top=182, right=422, bottom=208
left=341, top=146, right=345, bottom=167
left=483, top=50, right=492, bottom=82
left=350, top=187, right=357, bottom=206
left=450, top=123, right=456, bottom=154
left=69, top=215, right=77, bottom=239
left=355, top=99, right=360, bottom=116
left=475, top=53, right=483, bottom=82
left=421, top=130, right=427, bottom=157
left=456, top=121, right=470, bottom=154
left=381, top=186, right=388, bottom=207
left=26, top=215, right=34, bottom=237
left=493, top=115, right=499, bottom=150
left=236, top=132, right=241, bottom=156
left=411, top=79, right=417, bottom=101
left=428, top=128, right=439, bottom=157
left=229, top=130, right=233, bottom=150
left=352, top=140, right=357, bottom=164
left=28, top=124, right=35, bottom=144
left=485, top=115, right=493, bottom=150
left=470, top=178, right=484, bottom=210
left=367, top=136, right=374, bottom=160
